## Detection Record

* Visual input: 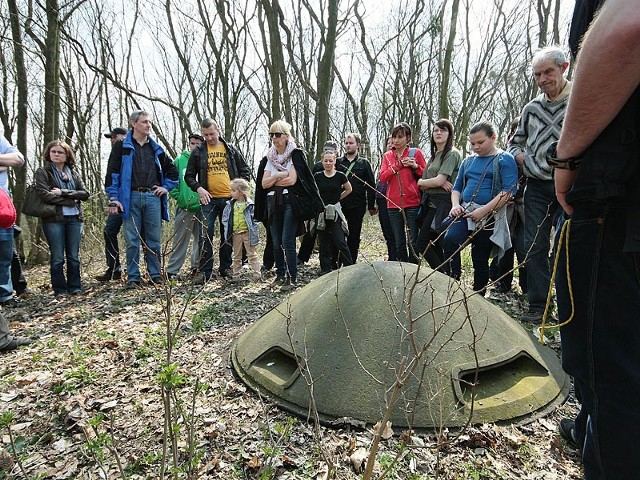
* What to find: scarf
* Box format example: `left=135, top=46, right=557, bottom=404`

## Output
left=51, top=164, right=76, bottom=190
left=267, top=139, right=297, bottom=171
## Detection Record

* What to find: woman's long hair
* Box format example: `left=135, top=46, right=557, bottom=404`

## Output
left=430, top=118, right=455, bottom=160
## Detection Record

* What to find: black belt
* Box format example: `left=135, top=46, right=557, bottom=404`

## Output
left=132, top=186, right=154, bottom=192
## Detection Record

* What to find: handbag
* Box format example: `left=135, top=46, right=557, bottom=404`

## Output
left=0, top=189, right=16, bottom=228
left=22, top=184, right=56, bottom=218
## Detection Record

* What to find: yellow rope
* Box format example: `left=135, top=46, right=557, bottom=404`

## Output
left=537, top=219, right=576, bottom=345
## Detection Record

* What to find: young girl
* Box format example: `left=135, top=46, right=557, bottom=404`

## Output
left=314, top=150, right=353, bottom=274
left=415, top=118, right=462, bottom=269
left=222, top=178, right=261, bottom=281
left=378, top=122, right=427, bottom=263
left=443, top=121, right=518, bottom=294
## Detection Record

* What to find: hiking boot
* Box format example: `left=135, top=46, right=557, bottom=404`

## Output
left=0, top=336, right=32, bottom=353
left=219, top=269, right=233, bottom=279
left=252, top=273, right=262, bottom=282
left=280, top=278, right=298, bottom=292
left=125, top=281, right=142, bottom=290
left=521, top=309, right=544, bottom=324
left=95, top=270, right=122, bottom=282
left=272, top=275, right=286, bottom=287
left=193, top=272, right=213, bottom=285
left=150, top=276, right=165, bottom=285
left=559, top=418, right=579, bottom=449
left=0, top=298, right=19, bottom=308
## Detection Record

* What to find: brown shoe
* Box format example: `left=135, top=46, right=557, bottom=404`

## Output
left=95, top=270, right=122, bottom=282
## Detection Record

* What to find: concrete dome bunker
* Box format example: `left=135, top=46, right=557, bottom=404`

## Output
left=231, top=262, right=570, bottom=430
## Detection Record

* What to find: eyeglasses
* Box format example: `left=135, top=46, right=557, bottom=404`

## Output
left=269, top=132, right=285, bottom=138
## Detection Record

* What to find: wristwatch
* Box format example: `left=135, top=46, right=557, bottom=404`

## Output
left=546, top=141, right=582, bottom=170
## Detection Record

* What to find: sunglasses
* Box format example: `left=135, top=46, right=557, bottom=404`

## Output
left=269, top=132, right=285, bottom=138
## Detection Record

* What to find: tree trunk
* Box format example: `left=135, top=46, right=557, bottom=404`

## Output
left=43, top=0, right=62, bottom=144
left=313, top=0, right=338, bottom=163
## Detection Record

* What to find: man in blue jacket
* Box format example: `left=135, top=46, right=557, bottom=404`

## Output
left=105, top=110, right=178, bottom=288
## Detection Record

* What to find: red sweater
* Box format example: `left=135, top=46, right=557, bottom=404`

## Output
left=378, top=147, right=426, bottom=209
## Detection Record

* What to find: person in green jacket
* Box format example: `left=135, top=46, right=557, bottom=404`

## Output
left=167, top=134, right=204, bottom=278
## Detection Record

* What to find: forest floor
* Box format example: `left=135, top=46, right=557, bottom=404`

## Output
left=1, top=216, right=582, bottom=479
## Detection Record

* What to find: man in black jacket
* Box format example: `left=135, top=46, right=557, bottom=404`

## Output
left=552, top=0, right=640, bottom=476
left=185, top=118, right=250, bottom=283
left=336, top=133, right=376, bottom=264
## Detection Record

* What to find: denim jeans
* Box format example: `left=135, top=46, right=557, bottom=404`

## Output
left=443, top=219, right=493, bottom=292
left=123, top=191, right=162, bottom=283
left=388, top=207, right=419, bottom=263
left=0, top=228, right=13, bottom=301
left=199, top=198, right=232, bottom=277
left=42, top=217, right=83, bottom=294
left=103, top=213, right=123, bottom=274
left=167, top=207, right=201, bottom=275
left=270, top=196, right=297, bottom=279
left=556, top=203, right=640, bottom=479
left=523, top=179, right=560, bottom=310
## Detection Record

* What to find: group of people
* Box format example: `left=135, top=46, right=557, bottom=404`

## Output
left=3, top=2, right=640, bottom=476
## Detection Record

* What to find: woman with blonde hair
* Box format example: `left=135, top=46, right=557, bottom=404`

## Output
left=254, top=120, right=322, bottom=291
left=35, top=140, right=89, bottom=296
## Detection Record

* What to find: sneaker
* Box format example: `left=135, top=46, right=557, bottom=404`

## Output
left=0, top=336, right=32, bottom=353
left=69, top=289, right=84, bottom=296
left=125, top=281, right=142, bottom=290
left=95, top=270, right=122, bottom=282
left=521, top=309, right=544, bottom=324
left=280, top=278, right=298, bottom=292
left=559, top=418, right=579, bottom=449
left=0, top=298, right=19, bottom=308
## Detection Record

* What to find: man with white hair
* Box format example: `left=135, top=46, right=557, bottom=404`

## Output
left=508, top=46, right=571, bottom=323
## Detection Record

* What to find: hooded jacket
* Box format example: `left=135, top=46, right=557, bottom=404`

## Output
left=170, top=149, right=201, bottom=212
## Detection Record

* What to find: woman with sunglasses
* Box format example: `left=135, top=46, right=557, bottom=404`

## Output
left=35, top=140, right=90, bottom=296
left=379, top=122, right=427, bottom=263
left=255, top=120, right=322, bottom=291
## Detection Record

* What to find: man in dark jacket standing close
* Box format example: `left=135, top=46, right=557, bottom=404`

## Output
left=336, top=133, right=376, bottom=264
left=185, top=118, right=250, bottom=283
left=552, top=0, right=640, bottom=477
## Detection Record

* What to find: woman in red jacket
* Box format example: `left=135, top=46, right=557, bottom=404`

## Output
left=378, top=122, right=426, bottom=263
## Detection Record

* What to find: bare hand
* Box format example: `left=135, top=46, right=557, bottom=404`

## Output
left=401, top=158, right=417, bottom=169
left=50, top=188, right=62, bottom=196
left=449, top=205, right=464, bottom=217
left=465, top=206, right=488, bottom=223
left=442, top=181, right=453, bottom=192
left=109, top=200, right=123, bottom=215
left=153, top=186, right=168, bottom=197
left=197, top=187, right=212, bottom=205
left=368, top=208, right=378, bottom=216
left=557, top=191, right=574, bottom=216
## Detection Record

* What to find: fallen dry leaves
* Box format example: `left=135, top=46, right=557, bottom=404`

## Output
left=0, top=223, right=583, bottom=479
